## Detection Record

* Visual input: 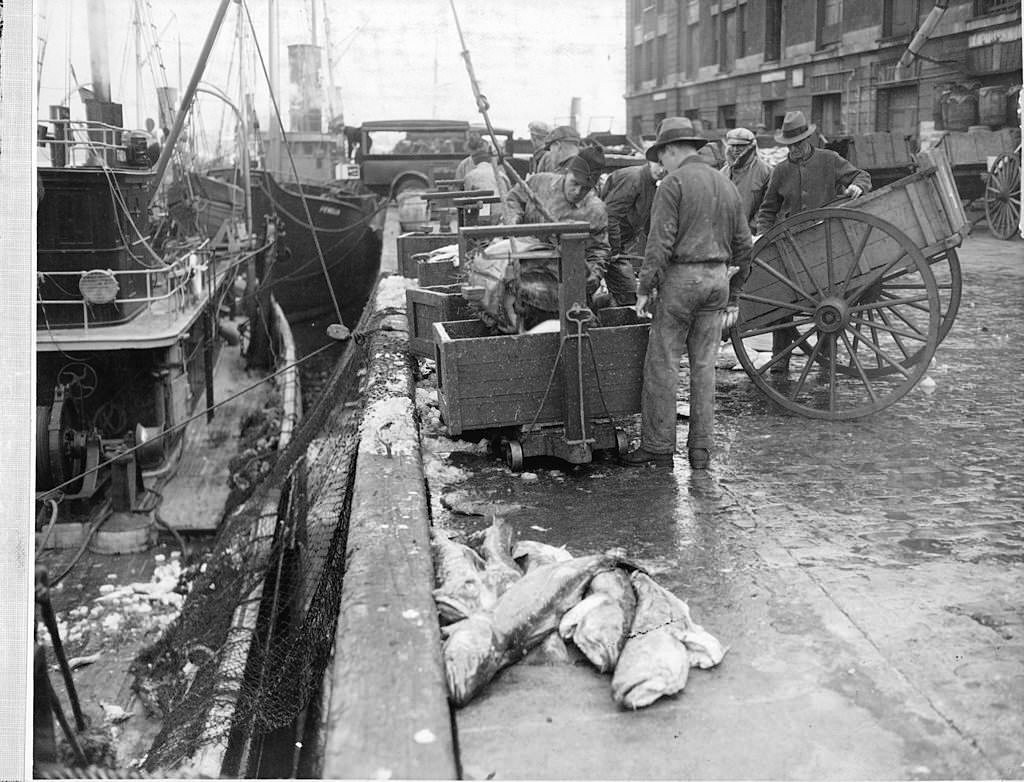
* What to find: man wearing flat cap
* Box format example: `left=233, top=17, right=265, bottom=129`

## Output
left=721, top=127, right=772, bottom=234
left=535, top=125, right=582, bottom=174
left=619, top=117, right=752, bottom=471
left=755, top=110, right=871, bottom=372
left=502, top=145, right=611, bottom=301
left=528, top=120, right=552, bottom=174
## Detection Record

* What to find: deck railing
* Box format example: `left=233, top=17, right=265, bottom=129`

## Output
left=36, top=248, right=219, bottom=331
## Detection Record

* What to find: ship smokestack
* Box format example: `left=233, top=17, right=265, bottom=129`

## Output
left=288, top=43, right=323, bottom=132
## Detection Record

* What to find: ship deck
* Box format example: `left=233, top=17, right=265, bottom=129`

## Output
left=35, top=330, right=276, bottom=768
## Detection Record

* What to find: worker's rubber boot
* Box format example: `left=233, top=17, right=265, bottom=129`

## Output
left=618, top=446, right=673, bottom=468
left=688, top=448, right=711, bottom=470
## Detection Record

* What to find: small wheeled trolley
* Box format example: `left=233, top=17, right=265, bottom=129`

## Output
left=433, top=222, right=649, bottom=470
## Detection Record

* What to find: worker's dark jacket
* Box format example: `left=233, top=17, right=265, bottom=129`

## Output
left=755, top=148, right=871, bottom=235
left=639, top=156, right=752, bottom=304
left=600, top=164, right=658, bottom=256
left=721, top=151, right=772, bottom=234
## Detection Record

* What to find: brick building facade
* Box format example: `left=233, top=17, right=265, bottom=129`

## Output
left=624, top=0, right=1021, bottom=139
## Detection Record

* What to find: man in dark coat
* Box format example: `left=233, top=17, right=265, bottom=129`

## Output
left=619, top=118, right=752, bottom=471
left=597, top=151, right=664, bottom=306
left=720, top=127, right=772, bottom=234
left=755, top=110, right=871, bottom=233
left=754, top=110, right=871, bottom=371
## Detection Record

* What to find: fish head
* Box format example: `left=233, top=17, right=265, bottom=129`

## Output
left=443, top=615, right=503, bottom=706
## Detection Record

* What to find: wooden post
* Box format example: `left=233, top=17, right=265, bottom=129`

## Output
left=558, top=231, right=590, bottom=454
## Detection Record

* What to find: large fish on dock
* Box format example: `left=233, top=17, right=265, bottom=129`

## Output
left=430, top=526, right=496, bottom=623
left=443, top=553, right=627, bottom=706
left=611, top=572, right=726, bottom=709
left=559, top=567, right=636, bottom=673
left=511, top=540, right=573, bottom=572
left=479, top=515, right=523, bottom=598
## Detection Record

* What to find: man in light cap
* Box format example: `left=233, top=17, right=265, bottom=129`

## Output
left=755, top=110, right=871, bottom=372
left=503, top=145, right=611, bottom=302
left=619, top=117, right=751, bottom=471
left=721, top=127, right=772, bottom=234
left=535, top=125, right=582, bottom=174
left=528, top=120, right=552, bottom=174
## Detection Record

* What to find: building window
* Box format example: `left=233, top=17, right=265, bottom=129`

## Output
left=817, top=0, right=842, bottom=48
left=656, top=35, right=667, bottom=84
left=765, top=0, right=783, bottom=61
left=720, top=8, right=738, bottom=70
left=875, top=86, right=918, bottom=135
left=711, top=13, right=720, bottom=66
left=737, top=3, right=747, bottom=59
left=686, top=24, right=699, bottom=78
left=654, top=112, right=667, bottom=132
left=812, top=93, right=843, bottom=137
left=656, top=0, right=665, bottom=12
left=645, top=40, right=655, bottom=81
left=633, top=44, right=643, bottom=89
left=632, top=115, right=644, bottom=141
left=718, top=104, right=737, bottom=128
left=883, top=0, right=919, bottom=37
left=974, top=0, right=1017, bottom=14
left=633, top=0, right=644, bottom=22
left=763, top=100, right=785, bottom=131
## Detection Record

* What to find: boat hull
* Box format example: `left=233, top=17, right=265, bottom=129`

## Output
left=246, top=171, right=384, bottom=326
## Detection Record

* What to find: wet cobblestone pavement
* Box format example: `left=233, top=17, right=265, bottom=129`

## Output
left=416, top=227, right=1024, bottom=780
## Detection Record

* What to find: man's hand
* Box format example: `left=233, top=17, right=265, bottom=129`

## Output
left=635, top=292, right=653, bottom=318
left=722, top=304, right=739, bottom=332
left=844, top=184, right=864, bottom=199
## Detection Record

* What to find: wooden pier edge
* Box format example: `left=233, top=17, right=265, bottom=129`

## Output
left=320, top=280, right=457, bottom=780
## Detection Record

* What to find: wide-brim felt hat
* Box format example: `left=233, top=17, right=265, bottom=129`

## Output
left=543, top=125, right=582, bottom=149
left=775, top=110, right=817, bottom=144
left=645, top=117, right=709, bottom=161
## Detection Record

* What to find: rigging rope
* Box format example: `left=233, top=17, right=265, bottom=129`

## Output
left=241, top=0, right=345, bottom=329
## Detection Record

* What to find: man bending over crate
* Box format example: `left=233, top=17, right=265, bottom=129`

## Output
left=502, top=145, right=612, bottom=304
left=619, top=117, right=752, bottom=472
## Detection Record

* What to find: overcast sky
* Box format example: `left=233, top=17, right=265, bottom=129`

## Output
left=37, top=0, right=628, bottom=143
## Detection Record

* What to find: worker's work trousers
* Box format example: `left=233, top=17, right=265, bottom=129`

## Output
left=641, top=261, right=728, bottom=455
left=605, top=254, right=638, bottom=306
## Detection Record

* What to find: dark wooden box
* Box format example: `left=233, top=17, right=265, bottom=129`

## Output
left=434, top=314, right=649, bottom=436
left=406, top=285, right=473, bottom=358
left=396, top=232, right=458, bottom=278
left=416, top=257, right=461, bottom=287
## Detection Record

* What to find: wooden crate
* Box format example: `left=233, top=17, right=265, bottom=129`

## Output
left=406, top=285, right=473, bottom=358
left=396, top=232, right=458, bottom=278
left=416, top=257, right=460, bottom=286
left=434, top=316, right=649, bottom=436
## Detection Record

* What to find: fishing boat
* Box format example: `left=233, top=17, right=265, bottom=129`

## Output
left=203, top=0, right=384, bottom=326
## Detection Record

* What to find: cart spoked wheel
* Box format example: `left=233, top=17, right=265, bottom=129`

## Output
left=984, top=152, right=1021, bottom=240
left=731, top=208, right=941, bottom=419
left=502, top=439, right=524, bottom=472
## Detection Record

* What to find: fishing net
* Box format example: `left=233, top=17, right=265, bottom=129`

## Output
left=134, top=289, right=394, bottom=775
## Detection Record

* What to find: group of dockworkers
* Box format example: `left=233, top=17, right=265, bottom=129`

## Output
left=453, top=110, right=872, bottom=472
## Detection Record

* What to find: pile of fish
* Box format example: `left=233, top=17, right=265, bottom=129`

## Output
left=431, top=516, right=727, bottom=709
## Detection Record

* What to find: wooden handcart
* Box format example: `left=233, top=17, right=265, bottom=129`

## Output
left=432, top=222, right=648, bottom=470
left=730, top=149, right=969, bottom=419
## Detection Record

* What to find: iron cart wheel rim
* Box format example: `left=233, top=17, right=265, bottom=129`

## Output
left=502, top=438, right=524, bottom=471
left=984, top=151, right=1021, bottom=241
left=730, top=208, right=942, bottom=420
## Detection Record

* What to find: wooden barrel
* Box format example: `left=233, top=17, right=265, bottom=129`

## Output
left=397, top=190, right=429, bottom=231
left=978, top=85, right=1009, bottom=128
left=942, top=87, right=979, bottom=131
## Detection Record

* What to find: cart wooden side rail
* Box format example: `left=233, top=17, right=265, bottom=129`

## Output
left=730, top=149, right=966, bottom=420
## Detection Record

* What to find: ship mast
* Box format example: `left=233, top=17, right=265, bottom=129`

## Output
left=321, top=0, right=342, bottom=128
left=267, top=0, right=281, bottom=173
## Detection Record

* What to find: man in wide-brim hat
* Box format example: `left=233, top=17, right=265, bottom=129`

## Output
left=535, top=125, right=582, bottom=174
left=754, top=110, right=872, bottom=373
left=620, top=117, right=752, bottom=471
